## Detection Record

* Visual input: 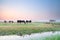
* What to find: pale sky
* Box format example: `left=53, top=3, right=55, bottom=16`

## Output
left=0, top=0, right=60, bottom=21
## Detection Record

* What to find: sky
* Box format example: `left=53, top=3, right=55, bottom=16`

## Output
left=0, top=0, right=60, bottom=21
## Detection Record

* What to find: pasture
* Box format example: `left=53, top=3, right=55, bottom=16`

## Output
left=0, top=22, right=60, bottom=35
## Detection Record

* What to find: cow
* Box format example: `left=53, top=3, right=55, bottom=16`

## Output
left=4, top=20, right=7, bottom=23
left=9, top=21, right=14, bottom=23
left=17, top=20, right=26, bottom=24
left=26, top=20, right=32, bottom=23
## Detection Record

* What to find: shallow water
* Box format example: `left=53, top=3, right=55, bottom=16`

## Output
left=0, top=31, right=60, bottom=40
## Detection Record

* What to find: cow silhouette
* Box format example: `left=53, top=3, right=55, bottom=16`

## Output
left=17, top=20, right=32, bottom=24
left=17, top=20, right=26, bottom=24
left=26, top=20, right=32, bottom=23
left=4, top=20, right=7, bottom=23
left=9, top=21, right=14, bottom=23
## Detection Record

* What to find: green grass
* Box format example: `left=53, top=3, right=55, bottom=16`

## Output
left=45, top=34, right=60, bottom=40
left=30, top=34, right=60, bottom=40
left=0, top=22, right=60, bottom=35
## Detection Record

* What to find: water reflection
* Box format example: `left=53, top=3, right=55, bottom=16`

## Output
left=0, top=31, right=60, bottom=40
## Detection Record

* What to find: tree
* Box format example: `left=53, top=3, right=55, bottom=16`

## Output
left=49, top=20, right=56, bottom=26
left=49, top=20, right=56, bottom=23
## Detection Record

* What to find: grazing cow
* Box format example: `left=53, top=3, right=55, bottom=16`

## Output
left=9, top=21, right=11, bottom=23
left=11, top=21, right=14, bottom=23
left=4, top=20, right=7, bottom=23
left=17, top=20, right=26, bottom=24
left=29, top=20, right=32, bottom=23
left=26, top=20, right=32, bottom=23
left=9, top=21, right=14, bottom=23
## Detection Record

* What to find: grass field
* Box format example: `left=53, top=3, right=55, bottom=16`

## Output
left=0, top=22, right=60, bottom=35
left=45, top=34, right=60, bottom=40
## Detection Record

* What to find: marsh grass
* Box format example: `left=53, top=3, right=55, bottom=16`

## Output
left=0, top=22, right=60, bottom=35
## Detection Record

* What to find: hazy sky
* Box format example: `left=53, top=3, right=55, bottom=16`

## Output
left=0, top=0, right=60, bottom=21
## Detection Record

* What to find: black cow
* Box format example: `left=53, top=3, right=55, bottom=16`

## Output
left=9, top=21, right=14, bottom=23
left=4, top=20, right=7, bottom=23
left=26, top=20, right=32, bottom=23
left=17, top=20, right=26, bottom=24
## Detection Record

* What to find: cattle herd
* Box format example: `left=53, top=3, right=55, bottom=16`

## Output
left=3, top=20, right=32, bottom=24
